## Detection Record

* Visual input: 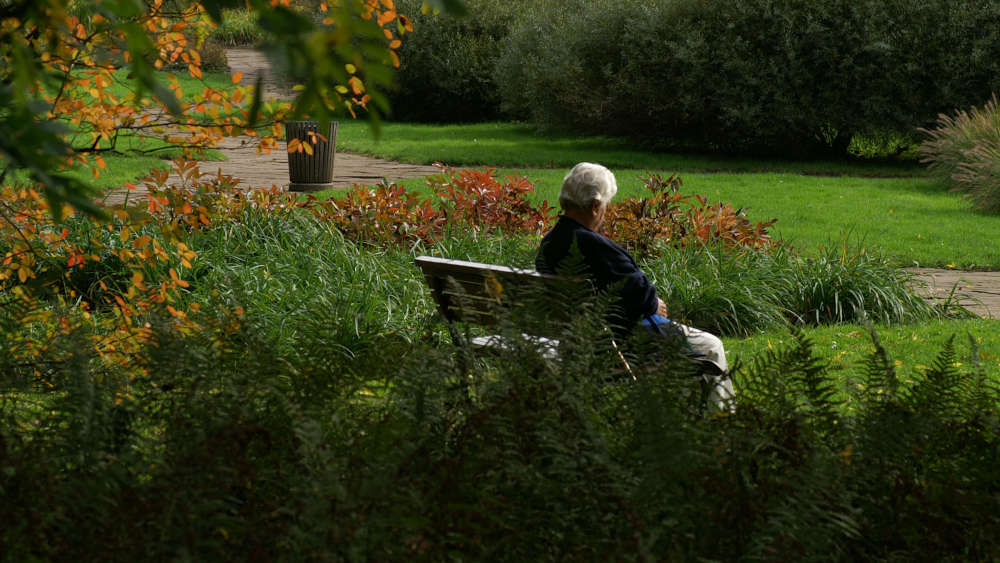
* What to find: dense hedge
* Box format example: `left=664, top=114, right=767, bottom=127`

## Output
left=491, top=0, right=1000, bottom=154
left=387, top=0, right=515, bottom=122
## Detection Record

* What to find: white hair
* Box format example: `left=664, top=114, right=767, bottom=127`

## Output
left=559, top=162, right=618, bottom=211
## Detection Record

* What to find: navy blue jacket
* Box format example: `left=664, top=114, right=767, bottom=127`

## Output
left=535, top=216, right=658, bottom=333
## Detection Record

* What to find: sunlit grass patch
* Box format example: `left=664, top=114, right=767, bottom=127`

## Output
left=724, top=318, right=1000, bottom=386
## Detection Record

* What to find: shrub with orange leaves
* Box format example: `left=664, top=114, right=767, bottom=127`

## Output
left=428, top=163, right=555, bottom=235
left=319, top=182, right=446, bottom=247
left=0, top=0, right=416, bottom=214
left=603, top=173, right=778, bottom=259
left=0, top=176, right=206, bottom=381
left=309, top=163, right=555, bottom=247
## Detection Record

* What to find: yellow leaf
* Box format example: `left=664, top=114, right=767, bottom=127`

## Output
left=132, top=235, right=152, bottom=249
left=349, top=76, right=365, bottom=95
left=345, top=63, right=357, bottom=74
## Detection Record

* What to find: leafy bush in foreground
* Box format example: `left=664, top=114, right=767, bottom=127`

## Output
left=2, top=293, right=998, bottom=560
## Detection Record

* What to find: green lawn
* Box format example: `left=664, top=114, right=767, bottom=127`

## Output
left=326, top=121, right=999, bottom=269
left=335, top=121, right=923, bottom=176
left=723, top=318, right=1000, bottom=391
left=386, top=166, right=999, bottom=269
left=332, top=120, right=1000, bottom=378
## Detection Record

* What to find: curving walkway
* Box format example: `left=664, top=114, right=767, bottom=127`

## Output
left=907, top=268, right=1000, bottom=319
left=104, top=48, right=440, bottom=206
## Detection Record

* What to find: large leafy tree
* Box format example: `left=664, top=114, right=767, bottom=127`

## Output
left=0, top=0, right=464, bottom=214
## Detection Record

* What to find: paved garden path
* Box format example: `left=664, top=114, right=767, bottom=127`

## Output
left=907, top=268, right=1000, bottom=319
left=205, top=48, right=442, bottom=190
left=107, top=49, right=1000, bottom=320
left=104, top=48, right=440, bottom=206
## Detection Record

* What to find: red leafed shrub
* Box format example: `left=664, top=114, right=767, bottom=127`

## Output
left=317, top=182, right=446, bottom=247
left=311, top=163, right=555, bottom=246
left=427, top=163, right=555, bottom=234
left=603, top=173, right=778, bottom=259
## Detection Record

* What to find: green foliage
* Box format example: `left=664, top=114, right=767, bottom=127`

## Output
left=604, top=172, right=777, bottom=259
left=920, top=94, right=1000, bottom=213
left=496, top=0, right=1000, bottom=155
left=208, top=8, right=267, bottom=46
left=318, top=164, right=555, bottom=246
left=3, top=281, right=999, bottom=559
left=644, top=242, right=947, bottom=337
left=389, top=0, right=515, bottom=122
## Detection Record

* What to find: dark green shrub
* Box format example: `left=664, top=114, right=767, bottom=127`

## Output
left=497, top=0, right=1000, bottom=155
left=3, top=290, right=999, bottom=560
left=389, top=0, right=517, bottom=122
left=919, top=94, right=1000, bottom=213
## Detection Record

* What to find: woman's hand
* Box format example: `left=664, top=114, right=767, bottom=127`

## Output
left=656, top=298, right=669, bottom=318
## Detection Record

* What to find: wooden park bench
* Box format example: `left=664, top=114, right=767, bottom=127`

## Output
left=414, top=256, right=734, bottom=411
left=414, top=255, right=634, bottom=374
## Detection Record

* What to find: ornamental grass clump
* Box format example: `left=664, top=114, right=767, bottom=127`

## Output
left=919, top=94, right=1000, bottom=213
left=643, top=242, right=946, bottom=337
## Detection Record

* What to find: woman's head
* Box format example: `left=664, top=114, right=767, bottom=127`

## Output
left=559, top=162, right=618, bottom=213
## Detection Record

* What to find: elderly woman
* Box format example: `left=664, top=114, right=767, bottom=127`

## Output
left=536, top=162, right=733, bottom=407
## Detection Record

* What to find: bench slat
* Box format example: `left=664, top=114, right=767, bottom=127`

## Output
left=416, top=255, right=583, bottom=328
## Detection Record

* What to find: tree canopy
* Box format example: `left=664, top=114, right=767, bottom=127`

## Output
left=0, top=0, right=460, bottom=214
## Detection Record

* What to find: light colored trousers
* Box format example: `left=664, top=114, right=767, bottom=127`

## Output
left=674, top=322, right=735, bottom=411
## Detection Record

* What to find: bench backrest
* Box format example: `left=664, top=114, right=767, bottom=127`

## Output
left=415, top=255, right=584, bottom=329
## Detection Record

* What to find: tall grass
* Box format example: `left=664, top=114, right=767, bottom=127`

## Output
left=919, top=94, right=1000, bottom=213
left=208, top=8, right=267, bottom=46
left=3, top=273, right=999, bottom=560
left=643, top=243, right=948, bottom=337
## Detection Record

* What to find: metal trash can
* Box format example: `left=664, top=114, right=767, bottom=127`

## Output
left=285, top=120, right=338, bottom=192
